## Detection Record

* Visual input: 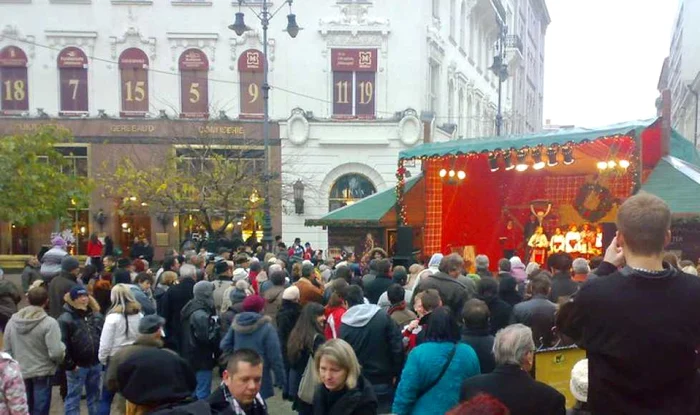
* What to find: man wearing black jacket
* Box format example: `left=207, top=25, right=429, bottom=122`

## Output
left=560, top=193, right=700, bottom=415
left=58, top=286, right=104, bottom=415
left=158, top=263, right=196, bottom=353
left=340, top=285, right=403, bottom=413
left=364, top=259, right=393, bottom=304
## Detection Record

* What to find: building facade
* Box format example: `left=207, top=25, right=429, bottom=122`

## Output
left=662, top=0, right=700, bottom=147
left=279, top=0, right=549, bottom=252
left=0, top=0, right=549, bottom=257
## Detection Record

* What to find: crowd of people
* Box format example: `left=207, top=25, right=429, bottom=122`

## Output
left=0, top=193, right=699, bottom=414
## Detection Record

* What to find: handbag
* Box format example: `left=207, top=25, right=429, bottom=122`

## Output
left=415, top=344, right=457, bottom=401
left=297, top=334, right=322, bottom=404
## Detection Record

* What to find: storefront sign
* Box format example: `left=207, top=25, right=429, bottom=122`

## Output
left=0, top=119, right=277, bottom=141
left=331, top=49, right=377, bottom=72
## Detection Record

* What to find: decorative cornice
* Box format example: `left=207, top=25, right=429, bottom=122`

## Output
left=0, top=25, right=35, bottom=60
left=45, top=30, right=98, bottom=61
left=166, top=32, right=218, bottom=71
left=318, top=2, right=390, bottom=64
left=229, top=29, right=276, bottom=72
left=109, top=26, right=156, bottom=61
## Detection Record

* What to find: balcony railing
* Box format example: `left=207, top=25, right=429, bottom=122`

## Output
left=505, top=35, right=524, bottom=56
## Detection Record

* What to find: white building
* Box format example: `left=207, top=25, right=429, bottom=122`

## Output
left=663, top=0, right=700, bottom=147
left=0, top=0, right=548, bottom=252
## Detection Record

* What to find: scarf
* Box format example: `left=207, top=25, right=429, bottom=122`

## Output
left=222, top=384, right=267, bottom=415
left=388, top=301, right=407, bottom=315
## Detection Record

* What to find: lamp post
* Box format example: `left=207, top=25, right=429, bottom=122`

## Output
left=230, top=0, right=300, bottom=252
left=490, top=22, right=508, bottom=136
left=293, top=179, right=305, bottom=214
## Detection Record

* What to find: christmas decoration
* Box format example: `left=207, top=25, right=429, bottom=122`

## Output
left=574, top=183, right=616, bottom=222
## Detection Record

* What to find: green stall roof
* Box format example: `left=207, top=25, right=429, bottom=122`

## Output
left=305, top=175, right=421, bottom=227
left=399, top=119, right=656, bottom=160
left=640, top=156, right=700, bottom=214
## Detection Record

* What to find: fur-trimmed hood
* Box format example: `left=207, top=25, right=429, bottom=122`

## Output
left=232, top=312, right=271, bottom=334
left=107, top=300, right=141, bottom=315
left=63, top=292, right=101, bottom=314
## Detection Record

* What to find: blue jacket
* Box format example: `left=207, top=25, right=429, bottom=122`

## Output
left=393, top=342, right=480, bottom=415
left=220, top=312, right=286, bottom=399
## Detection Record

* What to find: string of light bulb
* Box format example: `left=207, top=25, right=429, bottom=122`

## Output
left=438, top=168, right=467, bottom=182
left=597, top=159, right=630, bottom=171
left=488, top=144, right=575, bottom=173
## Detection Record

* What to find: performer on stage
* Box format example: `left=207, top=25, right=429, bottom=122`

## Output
left=528, top=226, right=549, bottom=265
left=550, top=228, right=566, bottom=254
left=500, top=220, right=518, bottom=259
left=594, top=225, right=603, bottom=254
left=580, top=224, right=597, bottom=256
left=565, top=224, right=582, bottom=254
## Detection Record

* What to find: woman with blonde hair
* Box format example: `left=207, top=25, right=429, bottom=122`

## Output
left=313, top=339, right=378, bottom=415
left=98, top=283, right=142, bottom=414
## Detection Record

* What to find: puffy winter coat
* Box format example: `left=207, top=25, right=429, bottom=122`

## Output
left=3, top=305, right=65, bottom=378
left=58, top=293, right=104, bottom=370
left=393, top=342, right=480, bottom=415
left=220, top=312, right=286, bottom=399
left=40, top=246, right=68, bottom=284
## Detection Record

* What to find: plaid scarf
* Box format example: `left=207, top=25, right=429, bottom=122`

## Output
left=221, top=384, right=267, bottom=415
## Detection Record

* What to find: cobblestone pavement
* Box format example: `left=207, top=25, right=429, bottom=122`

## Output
left=0, top=274, right=294, bottom=414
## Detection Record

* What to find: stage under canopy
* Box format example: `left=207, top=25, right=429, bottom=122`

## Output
left=396, top=118, right=700, bottom=263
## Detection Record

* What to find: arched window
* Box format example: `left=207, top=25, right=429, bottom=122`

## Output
left=238, top=49, right=264, bottom=117
left=0, top=46, right=28, bottom=113
left=329, top=174, right=376, bottom=212
left=58, top=47, right=88, bottom=115
left=179, top=49, right=209, bottom=118
left=119, top=48, right=149, bottom=117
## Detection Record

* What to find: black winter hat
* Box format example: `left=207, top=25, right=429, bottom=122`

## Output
left=117, top=348, right=196, bottom=406
left=61, top=256, right=80, bottom=272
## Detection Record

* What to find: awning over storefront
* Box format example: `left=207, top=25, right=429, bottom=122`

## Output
left=305, top=175, right=422, bottom=227
left=641, top=156, right=700, bottom=214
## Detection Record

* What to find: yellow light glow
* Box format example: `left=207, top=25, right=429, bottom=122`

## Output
left=607, top=160, right=617, bottom=169
left=619, top=159, right=630, bottom=169
left=439, top=169, right=447, bottom=178
left=121, top=222, right=128, bottom=229
left=457, top=170, right=466, bottom=180
left=597, top=161, right=608, bottom=170
left=533, top=161, right=546, bottom=170
left=516, top=164, right=529, bottom=172
left=448, top=170, right=456, bottom=178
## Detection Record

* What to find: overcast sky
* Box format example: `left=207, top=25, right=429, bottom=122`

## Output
left=543, top=0, right=679, bottom=128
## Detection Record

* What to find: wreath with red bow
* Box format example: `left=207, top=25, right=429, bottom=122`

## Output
left=575, top=183, right=615, bottom=222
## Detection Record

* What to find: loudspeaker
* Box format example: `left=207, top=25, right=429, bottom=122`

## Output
left=396, top=226, right=414, bottom=259
left=601, top=222, right=617, bottom=251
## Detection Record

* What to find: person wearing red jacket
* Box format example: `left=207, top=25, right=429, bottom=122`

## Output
left=86, top=233, right=104, bottom=272
left=324, top=283, right=348, bottom=339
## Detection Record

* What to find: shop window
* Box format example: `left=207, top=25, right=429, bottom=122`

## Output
left=329, top=174, right=376, bottom=212
left=58, top=47, right=89, bottom=115
left=331, top=49, right=377, bottom=118
left=0, top=45, right=29, bottom=114
left=179, top=49, right=209, bottom=118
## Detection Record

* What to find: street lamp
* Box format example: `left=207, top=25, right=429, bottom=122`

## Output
left=293, top=179, right=305, bottom=214
left=489, top=22, right=509, bottom=136
left=230, top=0, right=302, bottom=252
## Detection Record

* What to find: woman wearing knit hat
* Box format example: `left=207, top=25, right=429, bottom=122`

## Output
left=220, top=294, right=286, bottom=401
left=220, top=280, right=251, bottom=337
